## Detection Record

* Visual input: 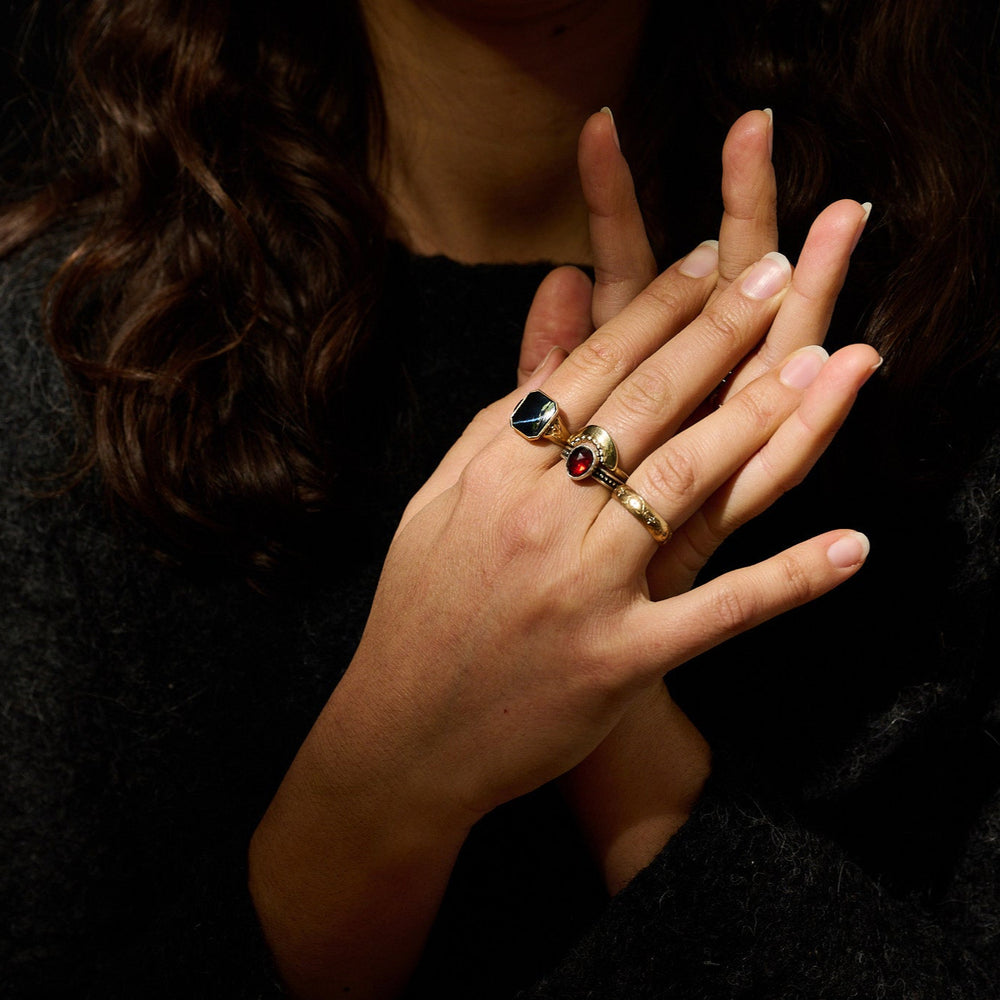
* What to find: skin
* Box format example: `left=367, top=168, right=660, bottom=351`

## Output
left=541, top=111, right=871, bottom=891
left=250, top=4, right=876, bottom=997
left=362, top=0, right=650, bottom=263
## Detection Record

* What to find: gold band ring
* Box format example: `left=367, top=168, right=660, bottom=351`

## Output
left=510, top=390, right=572, bottom=448
left=611, top=484, right=672, bottom=545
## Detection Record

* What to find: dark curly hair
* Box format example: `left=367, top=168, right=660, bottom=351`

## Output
left=2, top=0, right=998, bottom=574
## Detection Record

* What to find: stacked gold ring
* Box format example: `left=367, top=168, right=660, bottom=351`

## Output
left=560, top=425, right=672, bottom=545
left=509, top=396, right=672, bottom=546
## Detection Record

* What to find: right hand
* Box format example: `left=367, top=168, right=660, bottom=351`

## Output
left=330, top=234, right=877, bottom=828
left=525, top=108, right=872, bottom=887
left=252, top=117, right=877, bottom=1000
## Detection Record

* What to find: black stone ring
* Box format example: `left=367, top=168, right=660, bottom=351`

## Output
left=510, top=390, right=572, bottom=448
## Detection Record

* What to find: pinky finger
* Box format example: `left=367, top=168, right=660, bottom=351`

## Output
left=629, top=529, right=870, bottom=679
left=648, top=343, right=880, bottom=598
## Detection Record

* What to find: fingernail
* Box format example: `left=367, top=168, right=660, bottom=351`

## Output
left=779, top=345, right=828, bottom=389
left=827, top=531, right=870, bottom=569
left=741, top=251, right=791, bottom=299
left=870, top=354, right=884, bottom=372
left=600, top=106, right=621, bottom=151
left=763, top=107, right=774, bottom=157
left=530, top=346, right=567, bottom=377
left=679, top=240, right=719, bottom=278
left=851, top=201, right=873, bottom=252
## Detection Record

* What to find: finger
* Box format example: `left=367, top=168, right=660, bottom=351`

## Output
left=624, top=529, right=870, bottom=680
left=726, top=200, right=871, bottom=394
left=653, top=343, right=881, bottom=595
left=716, top=109, right=778, bottom=293
left=560, top=250, right=792, bottom=472
left=517, top=266, right=594, bottom=385
left=579, top=108, right=658, bottom=328
left=590, top=332, right=813, bottom=559
left=398, top=348, right=568, bottom=535
left=538, top=242, right=720, bottom=433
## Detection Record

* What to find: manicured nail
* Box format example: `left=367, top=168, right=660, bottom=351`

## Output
left=779, top=345, right=828, bottom=389
left=530, top=346, right=567, bottom=378
left=851, top=202, right=873, bottom=252
left=679, top=240, right=719, bottom=278
left=600, top=107, right=620, bottom=151
left=741, top=251, right=791, bottom=299
left=763, top=107, right=774, bottom=157
left=827, top=531, right=870, bottom=569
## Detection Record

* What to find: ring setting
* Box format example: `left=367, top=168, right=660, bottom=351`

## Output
left=562, top=424, right=672, bottom=545
left=510, top=390, right=571, bottom=447
left=562, top=425, right=627, bottom=488
left=511, top=404, right=673, bottom=546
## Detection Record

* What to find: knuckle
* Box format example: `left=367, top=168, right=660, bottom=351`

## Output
left=731, top=384, right=780, bottom=433
left=490, top=489, right=555, bottom=560
left=638, top=279, right=687, bottom=317
left=643, top=444, right=699, bottom=505
left=455, top=402, right=505, bottom=451
left=453, top=453, right=499, bottom=507
left=615, top=365, right=671, bottom=422
left=698, top=307, right=745, bottom=354
left=568, top=334, right=628, bottom=382
left=708, top=582, right=753, bottom=635
left=776, top=553, right=815, bottom=606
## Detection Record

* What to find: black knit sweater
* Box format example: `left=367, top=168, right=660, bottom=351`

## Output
left=2, top=238, right=999, bottom=999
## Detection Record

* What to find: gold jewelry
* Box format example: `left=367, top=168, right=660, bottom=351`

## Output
left=562, top=425, right=627, bottom=488
left=510, top=390, right=572, bottom=447
left=611, top=484, right=672, bottom=544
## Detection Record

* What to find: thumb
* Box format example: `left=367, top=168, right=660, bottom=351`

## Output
left=517, top=265, right=594, bottom=386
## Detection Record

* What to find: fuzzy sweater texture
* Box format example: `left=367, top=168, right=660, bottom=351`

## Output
left=2, top=239, right=999, bottom=998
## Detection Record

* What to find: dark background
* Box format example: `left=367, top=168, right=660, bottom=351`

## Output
left=1, top=1, right=65, bottom=179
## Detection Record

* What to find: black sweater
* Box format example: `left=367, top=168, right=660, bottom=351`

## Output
left=2, top=238, right=999, bottom=998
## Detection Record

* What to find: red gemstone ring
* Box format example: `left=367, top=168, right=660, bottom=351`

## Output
left=562, top=425, right=672, bottom=544
left=562, top=425, right=628, bottom=490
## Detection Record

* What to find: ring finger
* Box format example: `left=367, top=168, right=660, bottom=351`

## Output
left=586, top=343, right=874, bottom=564
left=542, top=249, right=793, bottom=492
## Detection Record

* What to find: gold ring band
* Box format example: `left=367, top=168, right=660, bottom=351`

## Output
left=611, top=484, right=672, bottom=545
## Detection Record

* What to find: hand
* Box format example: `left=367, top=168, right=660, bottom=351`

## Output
left=518, top=108, right=869, bottom=403
left=519, top=108, right=872, bottom=890
left=358, top=244, right=876, bottom=828
left=250, top=115, right=877, bottom=999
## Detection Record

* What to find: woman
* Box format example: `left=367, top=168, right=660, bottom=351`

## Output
left=2, top=1, right=998, bottom=998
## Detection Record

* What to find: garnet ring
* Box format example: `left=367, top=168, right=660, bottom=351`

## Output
left=510, top=390, right=572, bottom=448
left=562, top=425, right=628, bottom=490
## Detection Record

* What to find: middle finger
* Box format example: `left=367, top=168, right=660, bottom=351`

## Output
left=546, top=249, right=792, bottom=485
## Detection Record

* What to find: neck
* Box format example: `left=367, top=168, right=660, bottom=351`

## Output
left=361, top=0, right=648, bottom=264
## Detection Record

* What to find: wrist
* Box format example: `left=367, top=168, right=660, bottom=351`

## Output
left=562, top=683, right=711, bottom=893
